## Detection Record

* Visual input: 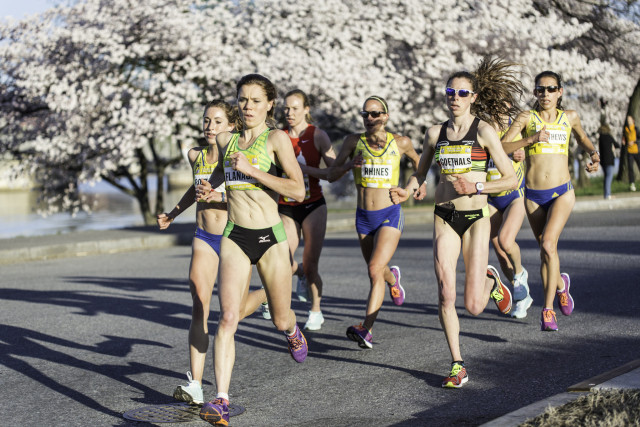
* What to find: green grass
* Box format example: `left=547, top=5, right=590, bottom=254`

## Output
left=572, top=176, right=633, bottom=197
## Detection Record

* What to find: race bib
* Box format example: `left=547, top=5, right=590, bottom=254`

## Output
left=224, top=155, right=261, bottom=190
left=439, top=145, right=472, bottom=174
left=360, top=159, right=393, bottom=188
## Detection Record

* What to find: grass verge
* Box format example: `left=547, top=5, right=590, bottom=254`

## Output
left=519, top=389, right=640, bottom=427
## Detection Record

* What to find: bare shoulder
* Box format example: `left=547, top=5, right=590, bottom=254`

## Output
left=187, top=146, right=203, bottom=164
left=425, top=124, right=442, bottom=146
left=216, top=131, right=233, bottom=150
left=564, top=109, right=581, bottom=123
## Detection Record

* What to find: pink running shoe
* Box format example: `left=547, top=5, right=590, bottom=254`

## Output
left=388, top=266, right=405, bottom=306
left=556, top=273, right=574, bottom=316
left=346, top=324, right=373, bottom=349
left=541, top=308, right=558, bottom=332
left=286, top=324, right=308, bottom=363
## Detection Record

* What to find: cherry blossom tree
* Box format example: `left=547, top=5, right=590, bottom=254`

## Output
left=1, top=0, right=638, bottom=223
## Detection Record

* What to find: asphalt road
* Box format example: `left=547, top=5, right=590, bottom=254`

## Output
left=0, top=209, right=639, bottom=426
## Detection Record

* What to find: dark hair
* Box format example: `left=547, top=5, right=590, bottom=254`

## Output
left=204, top=99, right=241, bottom=131
left=447, top=57, right=525, bottom=129
left=363, top=95, right=389, bottom=113
left=533, top=70, right=563, bottom=110
left=236, top=73, right=277, bottom=127
left=285, top=89, right=313, bottom=124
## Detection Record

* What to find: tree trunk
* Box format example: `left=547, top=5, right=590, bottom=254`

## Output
left=617, top=78, right=640, bottom=182
left=135, top=148, right=155, bottom=226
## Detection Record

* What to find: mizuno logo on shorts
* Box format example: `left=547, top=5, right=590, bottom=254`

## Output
left=258, top=235, right=271, bottom=243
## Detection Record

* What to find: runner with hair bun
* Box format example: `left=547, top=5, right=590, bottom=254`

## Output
left=194, top=74, right=308, bottom=426
left=329, top=95, right=419, bottom=349
left=157, top=100, right=266, bottom=406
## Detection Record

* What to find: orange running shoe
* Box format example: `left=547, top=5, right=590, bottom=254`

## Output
left=488, top=265, right=512, bottom=314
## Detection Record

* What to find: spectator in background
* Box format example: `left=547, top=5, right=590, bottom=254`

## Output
left=598, top=123, right=620, bottom=200
left=623, top=115, right=639, bottom=191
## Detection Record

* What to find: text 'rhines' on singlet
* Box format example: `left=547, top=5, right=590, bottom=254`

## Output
left=353, top=132, right=401, bottom=189
left=523, top=109, right=571, bottom=156
left=224, top=129, right=279, bottom=191
left=193, top=146, right=225, bottom=193
left=435, top=118, right=488, bottom=175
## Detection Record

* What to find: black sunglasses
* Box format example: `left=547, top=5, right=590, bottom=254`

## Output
left=534, top=85, right=560, bottom=95
left=445, top=87, right=475, bottom=98
left=359, top=111, right=385, bottom=118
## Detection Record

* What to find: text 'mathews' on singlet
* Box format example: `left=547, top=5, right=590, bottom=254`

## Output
left=435, top=117, right=488, bottom=175
left=193, top=146, right=225, bottom=194
left=523, top=109, right=571, bottom=156
left=352, top=132, right=401, bottom=189
left=223, top=129, right=280, bottom=191
left=280, top=125, right=323, bottom=204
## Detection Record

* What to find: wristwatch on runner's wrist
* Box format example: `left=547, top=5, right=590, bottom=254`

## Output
left=475, top=182, right=484, bottom=195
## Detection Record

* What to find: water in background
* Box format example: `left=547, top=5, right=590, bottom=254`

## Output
left=0, top=175, right=357, bottom=239
left=0, top=176, right=197, bottom=239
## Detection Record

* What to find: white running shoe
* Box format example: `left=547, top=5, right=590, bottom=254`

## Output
left=303, top=310, right=324, bottom=331
left=511, top=294, right=534, bottom=319
left=296, top=275, right=308, bottom=302
left=512, top=268, right=529, bottom=301
left=260, top=301, right=271, bottom=320
left=173, top=371, right=203, bottom=405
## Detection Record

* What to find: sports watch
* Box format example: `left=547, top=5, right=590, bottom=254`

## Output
left=475, top=182, right=484, bottom=195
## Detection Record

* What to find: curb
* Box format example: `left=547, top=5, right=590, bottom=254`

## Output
left=481, top=360, right=640, bottom=426
left=0, top=195, right=638, bottom=265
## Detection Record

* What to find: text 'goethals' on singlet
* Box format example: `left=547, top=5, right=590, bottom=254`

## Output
left=435, top=117, right=488, bottom=175
left=223, top=128, right=281, bottom=191
left=524, top=109, right=572, bottom=157
left=434, top=117, right=489, bottom=237
left=352, top=132, right=401, bottom=189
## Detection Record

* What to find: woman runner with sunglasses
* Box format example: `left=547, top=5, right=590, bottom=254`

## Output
left=501, top=71, right=599, bottom=332
left=391, top=57, right=520, bottom=388
left=277, top=89, right=337, bottom=330
left=329, top=96, right=419, bottom=349
left=194, top=74, right=308, bottom=426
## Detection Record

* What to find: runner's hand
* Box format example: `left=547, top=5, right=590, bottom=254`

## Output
left=157, top=213, right=173, bottom=230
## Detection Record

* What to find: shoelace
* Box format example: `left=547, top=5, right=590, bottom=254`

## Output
left=491, top=284, right=504, bottom=302
left=543, top=310, right=556, bottom=322
left=289, top=337, right=304, bottom=351
left=449, top=364, right=464, bottom=377
left=558, top=292, right=569, bottom=306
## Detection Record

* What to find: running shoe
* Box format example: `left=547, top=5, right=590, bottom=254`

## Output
left=556, top=273, right=574, bottom=316
left=442, top=362, right=468, bottom=388
left=388, top=265, right=405, bottom=306
left=260, top=301, right=271, bottom=320
left=304, top=310, right=324, bottom=331
left=173, top=371, right=203, bottom=405
left=296, top=274, right=308, bottom=302
left=487, top=265, right=512, bottom=314
left=199, top=397, right=229, bottom=426
left=541, top=308, right=558, bottom=331
left=346, top=324, right=373, bottom=349
left=511, top=294, right=533, bottom=319
left=512, top=267, right=529, bottom=301
left=286, top=324, right=308, bottom=363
